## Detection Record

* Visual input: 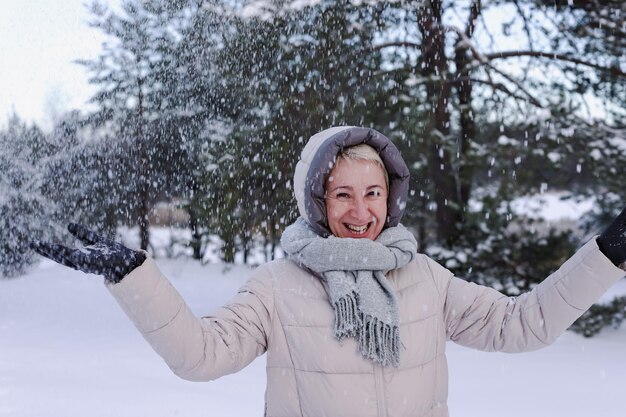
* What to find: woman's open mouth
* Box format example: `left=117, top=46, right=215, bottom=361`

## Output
left=344, top=222, right=371, bottom=235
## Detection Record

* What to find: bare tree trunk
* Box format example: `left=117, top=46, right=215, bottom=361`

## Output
left=454, top=0, right=481, bottom=225
left=188, top=207, right=202, bottom=260
left=416, top=198, right=427, bottom=251
left=136, top=73, right=150, bottom=251
left=264, top=234, right=271, bottom=263
left=222, top=236, right=236, bottom=263
left=417, top=0, right=461, bottom=246
left=269, top=216, right=277, bottom=261
left=139, top=193, right=150, bottom=251
left=242, top=232, right=250, bottom=265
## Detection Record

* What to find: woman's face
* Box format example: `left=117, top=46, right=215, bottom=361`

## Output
left=325, top=158, right=388, bottom=240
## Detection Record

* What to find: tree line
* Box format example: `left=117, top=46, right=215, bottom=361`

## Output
left=2, top=0, right=625, bottom=334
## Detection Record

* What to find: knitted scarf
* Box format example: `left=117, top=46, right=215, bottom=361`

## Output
left=280, top=218, right=417, bottom=367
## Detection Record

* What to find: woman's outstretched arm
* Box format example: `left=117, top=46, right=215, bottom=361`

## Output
left=32, top=223, right=274, bottom=381
left=441, top=237, right=624, bottom=353
left=440, top=206, right=626, bottom=353
left=107, top=255, right=273, bottom=381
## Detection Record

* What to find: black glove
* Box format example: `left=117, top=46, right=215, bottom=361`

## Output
left=597, top=206, right=626, bottom=268
left=30, top=223, right=146, bottom=284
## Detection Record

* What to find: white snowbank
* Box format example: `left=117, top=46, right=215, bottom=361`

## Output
left=510, top=192, right=596, bottom=221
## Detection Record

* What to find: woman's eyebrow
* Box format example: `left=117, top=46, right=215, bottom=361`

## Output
left=328, top=185, right=353, bottom=192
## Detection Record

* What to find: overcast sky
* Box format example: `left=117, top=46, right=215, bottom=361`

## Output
left=0, top=0, right=119, bottom=130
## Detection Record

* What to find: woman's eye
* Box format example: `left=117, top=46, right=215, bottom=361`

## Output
left=368, top=189, right=383, bottom=197
left=336, top=193, right=350, bottom=199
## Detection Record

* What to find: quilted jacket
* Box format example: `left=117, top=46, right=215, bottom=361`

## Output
left=107, top=237, right=624, bottom=417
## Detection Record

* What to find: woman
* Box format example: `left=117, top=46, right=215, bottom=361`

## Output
left=32, top=126, right=626, bottom=416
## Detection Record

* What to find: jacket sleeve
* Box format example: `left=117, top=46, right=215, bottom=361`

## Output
left=441, top=237, right=625, bottom=353
left=106, top=257, right=273, bottom=381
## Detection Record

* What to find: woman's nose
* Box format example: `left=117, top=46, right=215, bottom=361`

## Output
left=351, top=197, right=370, bottom=220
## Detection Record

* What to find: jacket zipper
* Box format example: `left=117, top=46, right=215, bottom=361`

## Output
left=374, top=363, right=386, bottom=417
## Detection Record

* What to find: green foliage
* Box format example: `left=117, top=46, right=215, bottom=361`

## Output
left=0, top=115, right=61, bottom=277
left=78, top=0, right=198, bottom=249
left=570, top=296, right=626, bottom=338
left=427, top=210, right=577, bottom=296
left=175, top=0, right=407, bottom=261
left=71, top=0, right=625, bottom=268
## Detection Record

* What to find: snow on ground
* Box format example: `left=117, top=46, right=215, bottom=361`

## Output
left=2, top=254, right=625, bottom=417
left=510, top=192, right=596, bottom=222
left=469, top=191, right=596, bottom=226
left=0, top=259, right=265, bottom=417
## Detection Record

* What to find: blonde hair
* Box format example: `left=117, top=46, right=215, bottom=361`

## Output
left=337, top=144, right=389, bottom=189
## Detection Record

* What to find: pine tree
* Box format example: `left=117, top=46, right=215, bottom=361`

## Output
left=79, top=0, right=192, bottom=250
left=0, top=115, right=60, bottom=277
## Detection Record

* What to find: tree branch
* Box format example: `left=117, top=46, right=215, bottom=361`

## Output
left=337, top=41, right=422, bottom=69
left=445, top=24, right=486, bottom=63
left=368, top=68, right=540, bottom=108
left=484, top=51, right=626, bottom=77
left=449, top=28, right=544, bottom=108
left=364, top=41, right=423, bottom=54
left=465, top=0, right=481, bottom=38
left=478, top=8, right=496, bottom=50
left=481, top=63, right=543, bottom=107
left=316, top=40, right=424, bottom=84
left=445, top=24, right=499, bottom=93
left=511, top=0, right=534, bottom=52
left=450, top=77, right=537, bottom=106
left=510, top=0, right=535, bottom=84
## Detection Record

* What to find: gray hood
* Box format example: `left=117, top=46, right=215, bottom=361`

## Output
left=293, top=126, right=410, bottom=237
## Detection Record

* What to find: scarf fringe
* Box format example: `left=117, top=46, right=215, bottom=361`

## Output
left=359, top=314, right=400, bottom=367
left=333, top=292, right=362, bottom=339
left=333, top=293, right=400, bottom=367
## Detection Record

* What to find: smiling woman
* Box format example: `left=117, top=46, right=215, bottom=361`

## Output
left=31, top=126, right=626, bottom=417
left=325, top=151, right=388, bottom=240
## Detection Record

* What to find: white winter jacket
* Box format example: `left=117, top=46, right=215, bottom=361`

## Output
left=107, top=237, right=624, bottom=417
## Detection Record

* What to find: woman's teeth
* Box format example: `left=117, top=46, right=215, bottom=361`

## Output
left=345, top=223, right=369, bottom=234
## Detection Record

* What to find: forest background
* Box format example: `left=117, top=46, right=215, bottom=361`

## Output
left=1, top=0, right=625, bottom=336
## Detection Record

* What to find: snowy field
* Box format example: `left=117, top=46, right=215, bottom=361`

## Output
left=2, top=251, right=625, bottom=417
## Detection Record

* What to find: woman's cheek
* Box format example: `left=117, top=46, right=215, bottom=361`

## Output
left=327, top=203, right=340, bottom=218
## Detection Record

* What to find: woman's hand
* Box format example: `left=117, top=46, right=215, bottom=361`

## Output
left=597, top=206, right=626, bottom=269
left=31, top=223, right=146, bottom=283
